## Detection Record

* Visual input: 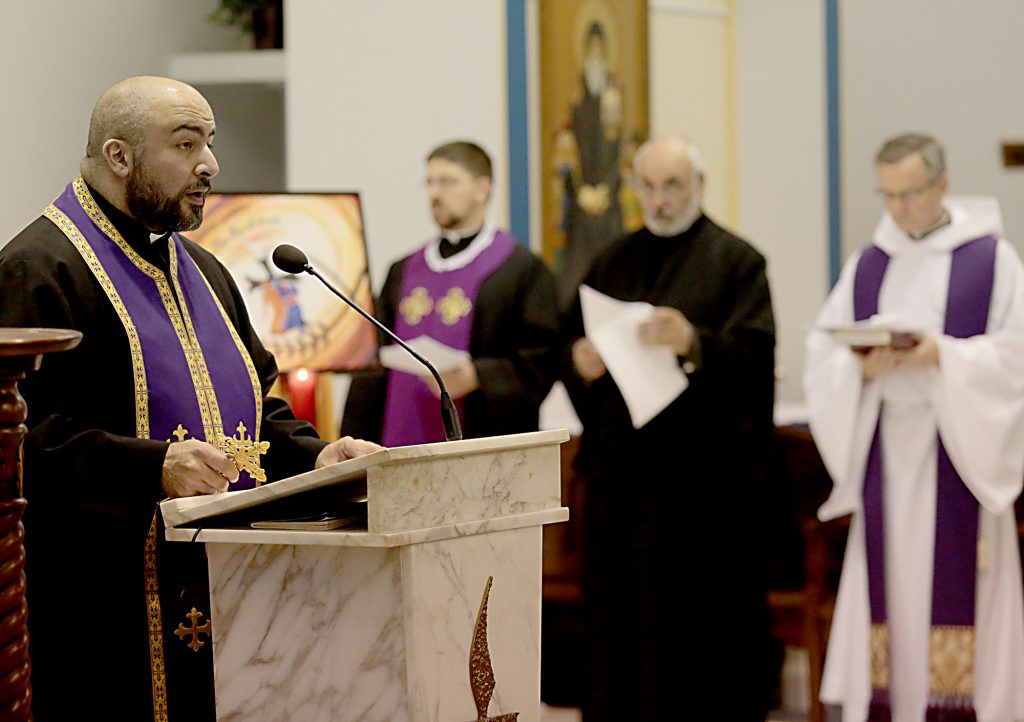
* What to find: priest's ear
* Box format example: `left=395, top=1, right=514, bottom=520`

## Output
left=474, top=174, right=493, bottom=204
left=100, top=138, right=136, bottom=179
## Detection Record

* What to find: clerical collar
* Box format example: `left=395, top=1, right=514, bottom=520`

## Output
left=425, top=222, right=497, bottom=272
left=86, top=184, right=173, bottom=268
left=908, top=209, right=952, bottom=241
left=439, top=228, right=481, bottom=259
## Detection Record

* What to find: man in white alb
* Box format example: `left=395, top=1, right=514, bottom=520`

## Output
left=805, top=133, right=1024, bottom=722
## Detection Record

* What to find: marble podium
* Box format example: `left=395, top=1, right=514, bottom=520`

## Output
left=162, top=429, right=569, bottom=722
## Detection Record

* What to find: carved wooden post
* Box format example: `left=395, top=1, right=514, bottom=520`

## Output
left=0, top=329, right=81, bottom=721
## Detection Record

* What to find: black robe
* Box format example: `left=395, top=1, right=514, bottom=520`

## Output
left=0, top=188, right=326, bottom=721
left=341, top=240, right=560, bottom=442
left=561, top=215, right=781, bottom=721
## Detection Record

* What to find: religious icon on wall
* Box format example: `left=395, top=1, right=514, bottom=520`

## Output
left=540, top=0, right=649, bottom=310
left=189, top=193, right=377, bottom=373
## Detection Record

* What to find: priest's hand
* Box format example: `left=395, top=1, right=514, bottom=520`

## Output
left=861, top=334, right=939, bottom=380
left=572, top=337, right=607, bottom=382
left=638, top=307, right=695, bottom=357
left=162, top=439, right=239, bottom=498
left=896, top=333, right=940, bottom=369
left=420, top=360, right=479, bottom=400
left=315, top=436, right=383, bottom=469
left=861, top=346, right=899, bottom=380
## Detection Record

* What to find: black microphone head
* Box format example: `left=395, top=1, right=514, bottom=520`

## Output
left=272, top=244, right=309, bottom=274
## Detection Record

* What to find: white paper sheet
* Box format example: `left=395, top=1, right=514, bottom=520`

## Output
left=580, top=285, right=689, bottom=428
left=378, top=335, right=470, bottom=375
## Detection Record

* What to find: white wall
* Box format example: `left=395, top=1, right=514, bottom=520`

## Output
left=0, top=0, right=246, bottom=247
left=842, top=0, right=1024, bottom=258
left=649, top=0, right=733, bottom=225
left=735, top=0, right=828, bottom=404
left=17, top=0, right=1020, bottom=415
left=285, top=0, right=508, bottom=290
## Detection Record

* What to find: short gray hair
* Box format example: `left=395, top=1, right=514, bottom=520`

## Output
left=875, top=133, right=946, bottom=178
left=633, top=135, right=705, bottom=183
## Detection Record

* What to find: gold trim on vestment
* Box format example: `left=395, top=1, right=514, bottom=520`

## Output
left=870, top=623, right=889, bottom=690
left=54, top=178, right=263, bottom=718
left=870, top=622, right=975, bottom=701
left=48, top=193, right=172, bottom=719
left=193, top=267, right=264, bottom=451
left=167, top=241, right=222, bottom=441
left=928, top=624, right=974, bottom=697
left=43, top=203, right=151, bottom=439
left=71, top=177, right=218, bottom=441
left=145, top=516, right=170, bottom=722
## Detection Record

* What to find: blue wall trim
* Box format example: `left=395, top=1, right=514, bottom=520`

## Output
left=506, top=0, right=530, bottom=246
left=826, top=0, right=841, bottom=285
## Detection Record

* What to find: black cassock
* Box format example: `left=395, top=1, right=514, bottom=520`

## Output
left=0, top=190, right=326, bottom=721
left=341, top=239, right=561, bottom=443
left=562, top=215, right=781, bottom=721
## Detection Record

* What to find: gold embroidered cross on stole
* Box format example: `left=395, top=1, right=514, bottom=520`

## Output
left=167, top=421, right=270, bottom=484
left=174, top=607, right=212, bottom=652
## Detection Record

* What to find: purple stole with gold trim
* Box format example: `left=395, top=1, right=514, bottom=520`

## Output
left=381, top=231, right=515, bottom=446
left=48, top=178, right=267, bottom=721
left=854, top=235, right=997, bottom=722
left=48, top=179, right=264, bottom=487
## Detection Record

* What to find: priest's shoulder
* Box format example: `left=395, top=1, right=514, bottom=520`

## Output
left=699, top=215, right=768, bottom=269
left=0, top=215, right=87, bottom=269
left=504, top=241, right=553, bottom=274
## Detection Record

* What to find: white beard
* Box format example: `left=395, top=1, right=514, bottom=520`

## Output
left=645, top=195, right=702, bottom=238
left=585, top=58, right=607, bottom=97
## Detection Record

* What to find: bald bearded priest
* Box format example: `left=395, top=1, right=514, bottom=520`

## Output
left=0, top=77, right=379, bottom=721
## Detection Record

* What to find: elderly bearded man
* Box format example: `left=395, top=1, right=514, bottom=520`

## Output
left=563, top=134, right=780, bottom=721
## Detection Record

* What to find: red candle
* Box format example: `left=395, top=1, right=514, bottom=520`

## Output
left=287, top=368, right=318, bottom=425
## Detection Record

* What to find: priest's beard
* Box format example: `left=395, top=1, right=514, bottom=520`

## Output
left=125, top=165, right=208, bottom=233
left=645, top=193, right=702, bottom=238
left=585, top=57, right=607, bottom=97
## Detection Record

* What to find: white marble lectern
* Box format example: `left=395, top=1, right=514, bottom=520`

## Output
left=162, top=429, right=569, bottom=722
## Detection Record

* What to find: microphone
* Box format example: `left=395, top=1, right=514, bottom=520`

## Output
left=271, top=243, right=464, bottom=442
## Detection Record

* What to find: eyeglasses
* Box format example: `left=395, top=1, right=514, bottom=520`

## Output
left=425, top=175, right=471, bottom=190
left=876, top=177, right=940, bottom=204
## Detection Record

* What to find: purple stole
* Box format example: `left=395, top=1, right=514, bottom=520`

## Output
left=46, top=179, right=264, bottom=481
left=854, top=235, right=997, bottom=722
left=381, top=230, right=515, bottom=446
left=46, top=178, right=266, bottom=720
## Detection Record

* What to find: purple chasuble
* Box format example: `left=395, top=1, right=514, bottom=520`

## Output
left=381, top=230, right=515, bottom=446
left=853, top=235, right=997, bottom=721
left=50, top=179, right=264, bottom=489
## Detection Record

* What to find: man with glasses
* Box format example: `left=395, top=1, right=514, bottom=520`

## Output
left=342, top=140, right=560, bottom=445
left=563, top=134, right=779, bottom=720
left=805, top=133, right=1024, bottom=721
